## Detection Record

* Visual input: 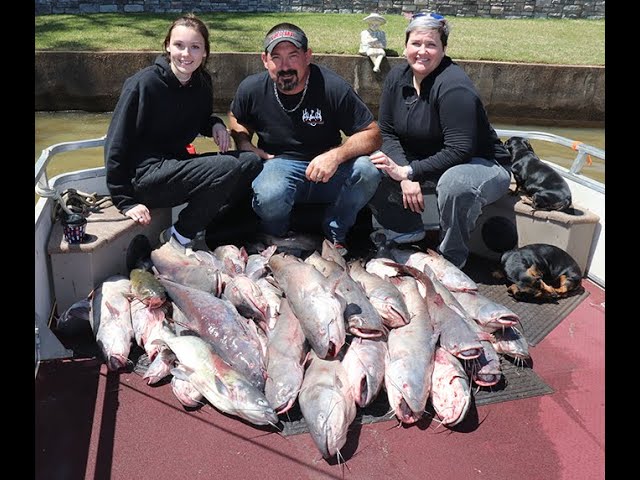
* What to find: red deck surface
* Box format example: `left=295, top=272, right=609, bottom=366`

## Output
left=35, top=280, right=604, bottom=480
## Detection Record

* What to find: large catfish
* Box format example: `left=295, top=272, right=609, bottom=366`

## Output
left=298, top=352, right=356, bottom=459
left=151, top=243, right=222, bottom=295
left=384, top=261, right=484, bottom=361
left=129, top=267, right=166, bottom=308
left=306, top=252, right=386, bottom=339
left=391, top=247, right=478, bottom=292
left=255, top=276, right=283, bottom=330
left=157, top=335, right=278, bottom=426
left=451, top=290, right=520, bottom=333
left=385, top=276, right=439, bottom=424
left=268, top=253, right=345, bottom=358
left=491, top=326, right=531, bottom=362
left=222, top=274, right=270, bottom=333
left=320, top=239, right=347, bottom=269
left=430, top=347, right=471, bottom=427
left=264, top=298, right=308, bottom=414
left=341, top=336, right=387, bottom=408
left=212, top=244, right=248, bottom=277
left=159, top=278, right=267, bottom=391
left=348, top=259, right=410, bottom=329
left=91, top=275, right=134, bottom=371
left=245, top=245, right=278, bottom=281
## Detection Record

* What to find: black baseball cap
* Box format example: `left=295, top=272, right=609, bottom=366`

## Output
left=264, top=28, right=308, bottom=54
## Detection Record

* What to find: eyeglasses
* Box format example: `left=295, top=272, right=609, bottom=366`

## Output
left=411, top=12, right=445, bottom=21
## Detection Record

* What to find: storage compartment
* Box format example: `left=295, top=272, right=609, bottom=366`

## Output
left=468, top=194, right=600, bottom=275
left=48, top=204, right=171, bottom=312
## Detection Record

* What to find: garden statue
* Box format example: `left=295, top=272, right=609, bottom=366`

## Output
left=359, top=13, right=387, bottom=73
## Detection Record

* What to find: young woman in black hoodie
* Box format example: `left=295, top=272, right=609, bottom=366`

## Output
left=104, top=14, right=262, bottom=247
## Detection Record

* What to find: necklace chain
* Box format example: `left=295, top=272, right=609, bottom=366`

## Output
left=273, top=75, right=309, bottom=113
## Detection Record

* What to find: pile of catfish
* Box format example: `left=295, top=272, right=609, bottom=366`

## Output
left=61, top=236, right=530, bottom=460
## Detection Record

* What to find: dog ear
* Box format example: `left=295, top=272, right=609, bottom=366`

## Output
left=523, top=138, right=533, bottom=151
left=504, top=137, right=515, bottom=154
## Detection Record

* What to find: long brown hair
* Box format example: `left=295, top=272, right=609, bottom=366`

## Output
left=162, top=13, right=211, bottom=70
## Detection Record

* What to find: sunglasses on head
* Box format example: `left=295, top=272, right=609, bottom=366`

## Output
left=411, top=12, right=445, bottom=21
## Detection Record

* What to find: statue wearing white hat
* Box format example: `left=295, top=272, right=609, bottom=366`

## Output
left=359, top=13, right=387, bottom=73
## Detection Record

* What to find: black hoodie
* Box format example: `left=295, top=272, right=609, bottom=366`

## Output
left=104, top=55, right=224, bottom=212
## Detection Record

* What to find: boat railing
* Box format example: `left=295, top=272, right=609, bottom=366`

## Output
left=35, top=131, right=603, bottom=196
left=35, top=136, right=106, bottom=196
left=495, top=128, right=605, bottom=194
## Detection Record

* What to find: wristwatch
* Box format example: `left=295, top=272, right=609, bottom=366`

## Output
left=406, top=164, right=414, bottom=181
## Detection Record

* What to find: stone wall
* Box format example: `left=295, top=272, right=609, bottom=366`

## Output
left=34, top=52, right=605, bottom=126
left=35, top=1, right=605, bottom=19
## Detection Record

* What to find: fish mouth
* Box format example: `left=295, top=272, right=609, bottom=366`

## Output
left=396, top=398, right=421, bottom=424
left=379, top=304, right=409, bottom=328
left=348, top=326, right=384, bottom=339
left=454, top=348, right=482, bottom=360
left=473, top=374, right=501, bottom=387
left=275, top=396, right=297, bottom=415
left=107, top=354, right=128, bottom=371
left=496, top=315, right=519, bottom=326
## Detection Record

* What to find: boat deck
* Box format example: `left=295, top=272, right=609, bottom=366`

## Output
left=35, top=279, right=604, bottom=480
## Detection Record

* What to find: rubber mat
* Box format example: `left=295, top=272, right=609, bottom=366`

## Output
left=461, top=254, right=590, bottom=346
left=279, top=359, right=552, bottom=436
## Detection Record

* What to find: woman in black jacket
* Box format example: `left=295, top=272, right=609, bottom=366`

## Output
left=368, top=13, right=512, bottom=268
left=104, top=13, right=262, bottom=247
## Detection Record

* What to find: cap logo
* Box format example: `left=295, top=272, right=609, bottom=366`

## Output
left=264, top=27, right=308, bottom=52
left=270, top=30, right=297, bottom=41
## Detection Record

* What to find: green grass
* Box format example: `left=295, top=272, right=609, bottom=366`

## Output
left=35, top=13, right=604, bottom=66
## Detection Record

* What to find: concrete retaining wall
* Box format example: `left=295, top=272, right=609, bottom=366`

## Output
left=34, top=51, right=605, bottom=126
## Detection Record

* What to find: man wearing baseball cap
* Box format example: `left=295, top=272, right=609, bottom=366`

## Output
left=228, top=23, right=382, bottom=257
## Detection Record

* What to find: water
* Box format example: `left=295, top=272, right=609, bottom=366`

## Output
left=35, top=111, right=605, bottom=184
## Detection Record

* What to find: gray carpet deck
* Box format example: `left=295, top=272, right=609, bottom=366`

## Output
left=462, top=254, right=590, bottom=346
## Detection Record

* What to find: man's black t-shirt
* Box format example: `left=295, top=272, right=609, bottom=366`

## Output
left=231, top=63, right=374, bottom=161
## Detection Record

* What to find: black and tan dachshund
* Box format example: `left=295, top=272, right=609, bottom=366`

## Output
left=499, top=243, right=583, bottom=301
left=504, top=136, right=573, bottom=212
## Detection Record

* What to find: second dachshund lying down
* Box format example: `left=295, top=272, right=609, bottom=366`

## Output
left=504, top=136, right=572, bottom=212
left=499, top=243, right=583, bottom=301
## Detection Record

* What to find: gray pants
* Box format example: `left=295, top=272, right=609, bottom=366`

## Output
left=369, top=157, right=511, bottom=267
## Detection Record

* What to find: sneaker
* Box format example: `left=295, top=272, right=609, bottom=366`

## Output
left=158, top=227, right=173, bottom=246
left=371, top=228, right=426, bottom=245
left=158, top=227, right=195, bottom=249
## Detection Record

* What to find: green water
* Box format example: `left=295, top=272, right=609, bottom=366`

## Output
left=35, top=111, right=605, bottom=184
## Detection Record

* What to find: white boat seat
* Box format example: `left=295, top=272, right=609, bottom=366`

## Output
left=47, top=204, right=171, bottom=312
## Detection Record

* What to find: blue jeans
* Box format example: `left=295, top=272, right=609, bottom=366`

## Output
left=251, top=156, right=381, bottom=243
left=369, top=157, right=511, bottom=267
